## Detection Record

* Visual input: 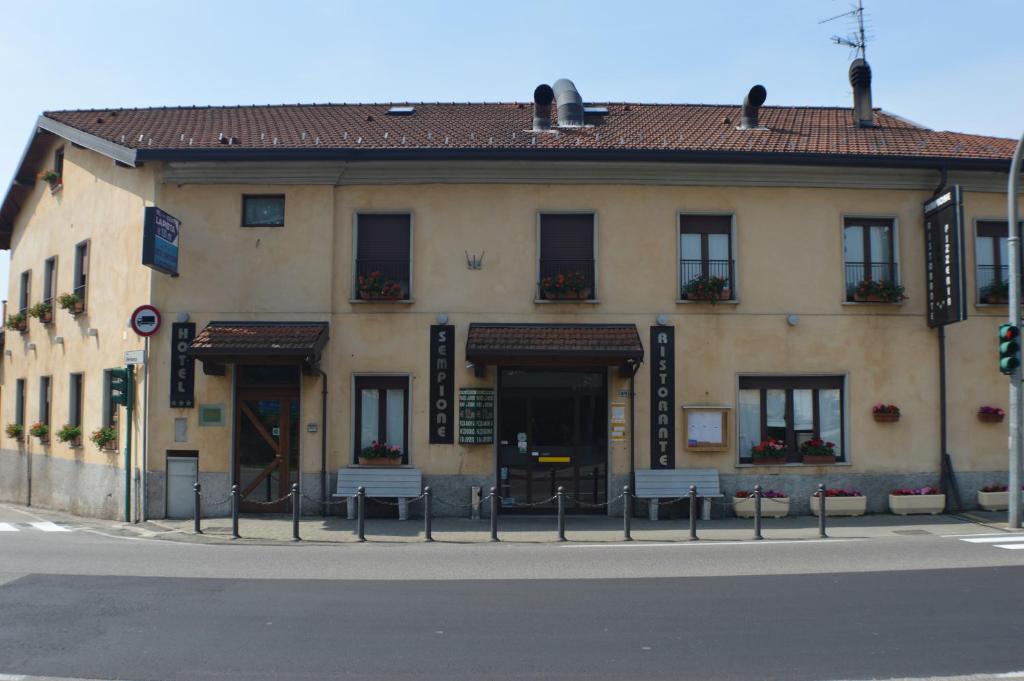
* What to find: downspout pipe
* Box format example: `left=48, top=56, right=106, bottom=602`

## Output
left=553, top=78, right=584, bottom=127
left=319, top=368, right=328, bottom=517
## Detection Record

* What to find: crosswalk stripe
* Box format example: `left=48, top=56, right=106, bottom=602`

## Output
left=993, top=543, right=1024, bottom=550
left=0, top=523, right=17, bottom=532
left=29, top=522, right=70, bottom=533
left=960, top=535, right=1024, bottom=544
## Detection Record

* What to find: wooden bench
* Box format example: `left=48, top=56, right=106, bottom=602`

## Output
left=335, top=467, right=422, bottom=520
left=634, top=469, right=722, bottom=521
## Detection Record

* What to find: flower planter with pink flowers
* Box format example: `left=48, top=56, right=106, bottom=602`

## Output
left=810, top=489, right=867, bottom=517
left=889, top=486, right=945, bottom=515
left=734, top=491, right=790, bottom=518
left=977, top=406, right=1006, bottom=423
left=977, top=485, right=1014, bottom=511
left=872, top=404, right=900, bottom=423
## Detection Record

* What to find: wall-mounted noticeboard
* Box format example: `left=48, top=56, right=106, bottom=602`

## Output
left=682, top=406, right=730, bottom=452
left=459, top=388, right=494, bottom=444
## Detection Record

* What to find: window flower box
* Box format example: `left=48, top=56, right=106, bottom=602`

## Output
left=5, top=423, right=24, bottom=442
left=750, top=438, right=786, bottom=465
left=980, top=281, right=1009, bottom=305
left=734, top=491, right=790, bottom=518
left=56, top=424, right=83, bottom=447
left=541, top=288, right=593, bottom=301
left=58, top=292, right=84, bottom=316
left=4, top=314, right=27, bottom=333
left=852, top=279, right=905, bottom=303
left=872, top=404, right=900, bottom=422
left=356, top=272, right=405, bottom=301
left=978, top=486, right=1010, bottom=511
left=810, top=489, right=866, bottom=517
left=682, top=274, right=731, bottom=304
left=28, top=302, right=52, bottom=324
left=91, top=426, right=118, bottom=451
left=889, top=487, right=945, bottom=515
left=357, top=456, right=403, bottom=467
left=978, top=406, right=1005, bottom=423
left=539, top=272, right=590, bottom=301
left=358, top=290, right=405, bottom=301
left=29, top=422, right=49, bottom=444
left=799, top=437, right=836, bottom=465
left=359, top=441, right=403, bottom=466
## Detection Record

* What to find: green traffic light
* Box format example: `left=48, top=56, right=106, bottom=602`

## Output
left=1000, top=324, right=1022, bottom=375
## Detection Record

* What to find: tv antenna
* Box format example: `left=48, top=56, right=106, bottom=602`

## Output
left=820, top=0, right=868, bottom=60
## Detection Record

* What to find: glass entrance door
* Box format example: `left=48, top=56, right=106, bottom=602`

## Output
left=236, top=396, right=299, bottom=513
left=497, top=369, right=607, bottom=513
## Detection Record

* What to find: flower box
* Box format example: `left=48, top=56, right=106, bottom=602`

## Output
left=542, top=288, right=592, bottom=301
left=888, top=493, right=945, bottom=515
left=977, top=490, right=1008, bottom=511
left=103, top=440, right=118, bottom=452
left=853, top=293, right=889, bottom=303
left=751, top=457, right=786, bottom=465
left=357, top=456, right=402, bottom=466
left=734, top=495, right=790, bottom=518
left=801, top=454, right=837, bottom=465
left=358, top=290, right=404, bottom=301
left=40, top=309, right=53, bottom=324
left=809, top=495, right=867, bottom=517
left=687, top=288, right=732, bottom=303
left=978, top=411, right=1005, bottom=423
left=982, top=295, right=1009, bottom=305
left=873, top=412, right=900, bottom=423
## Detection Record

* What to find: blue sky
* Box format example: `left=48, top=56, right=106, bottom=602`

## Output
left=1, top=0, right=1022, bottom=301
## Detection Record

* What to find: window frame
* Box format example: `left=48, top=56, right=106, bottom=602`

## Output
left=69, top=372, right=84, bottom=429
left=53, top=147, right=64, bottom=185
left=18, top=269, right=30, bottom=318
left=43, top=256, right=57, bottom=320
left=352, top=374, right=411, bottom=464
left=15, top=379, right=25, bottom=427
left=736, top=374, right=847, bottom=465
left=842, top=215, right=900, bottom=302
left=974, top=219, right=1022, bottom=305
left=241, top=194, right=286, bottom=228
left=351, top=211, right=414, bottom=302
left=677, top=212, right=737, bottom=302
left=536, top=210, right=598, bottom=302
left=39, top=376, right=51, bottom=428
left=73, top=240, right=89, bottom=313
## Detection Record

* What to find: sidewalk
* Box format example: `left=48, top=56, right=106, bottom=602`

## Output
left=146, top=510, right=1013, bottom=545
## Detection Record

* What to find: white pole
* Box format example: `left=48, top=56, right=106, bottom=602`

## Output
left=1008, top=132, right=1024, bottom=529
left=141, top=336, right=150, bottom=522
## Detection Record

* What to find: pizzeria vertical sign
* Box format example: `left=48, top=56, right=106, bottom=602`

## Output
left=170, top=322, right=196, bottom=408
left=650, top=326, right=675, bottom=469
left=923, top=186, right=968, bottom=328
left=429, top=325, right=455, bottom=444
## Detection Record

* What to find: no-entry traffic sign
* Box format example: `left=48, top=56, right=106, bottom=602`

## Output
left=130, top=305, right=161, bottom=337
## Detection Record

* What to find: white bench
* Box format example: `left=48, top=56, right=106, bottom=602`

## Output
left=335, top=467, right=422, bottom=520
left=634, top=469, right=723, bottom=521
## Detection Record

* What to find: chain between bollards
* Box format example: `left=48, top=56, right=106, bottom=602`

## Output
left=192, top=482, right=203, bottom=535
left=489, top=487, right=499, bottom=542
left=688, top=485, right=698, bottom=540
left=291, top=483, right=301, bottom=542
left=818, top=483, right=828, bottom=538
left=230, top=484, right=240, bottom=540
left=356, top=486, right=366, bottom=542
left=557, top=486, right=566, bottom=541
left=623, top=484, right=632, bottom=541
left=753, top=484, right=763, bottom=540
left=424, top=486, right=434, bottom=542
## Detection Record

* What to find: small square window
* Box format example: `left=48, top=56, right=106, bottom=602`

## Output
left=242, top=195, right=285, bottom=227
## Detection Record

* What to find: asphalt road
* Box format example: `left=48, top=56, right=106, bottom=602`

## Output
left=2, top=504, right=1024, bottom=681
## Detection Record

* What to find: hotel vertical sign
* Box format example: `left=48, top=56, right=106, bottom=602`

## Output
left=170, top=322, right=196, bottom=408
left=429, top=325, right=455, bottom=444
left=650, top=326, right=675, bottom=469
left=923, top=186, right=968, bottom=328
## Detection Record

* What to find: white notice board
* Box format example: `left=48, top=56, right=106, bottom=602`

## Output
left=682, top=406, right=730, bottom=452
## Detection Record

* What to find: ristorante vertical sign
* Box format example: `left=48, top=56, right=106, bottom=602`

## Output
left=429, top=325, right=455, bottom=444
left=923, top=186, right=968, bottom=328
left=650, top=326, right=675, bottom=469
left=170, top=322, right=196, bottom=408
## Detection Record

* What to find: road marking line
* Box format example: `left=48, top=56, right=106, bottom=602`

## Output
left=29, top=522, right=70, bottom=533
left=993, top=543, right=1024, bottom=550
left=564, top=538, right=862, bottom=548
left=0, top=674, right=144, bottom=681
left=0, top=523, right=18, bottom=532
left=827, top=671, right=1024, bottom=681
left=960, top=535, right=1024, bottom=543
left=940, top=531, right=1015, bottom=538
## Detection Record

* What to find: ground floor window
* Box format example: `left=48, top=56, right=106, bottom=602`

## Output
left=738, top=376, right=844, bottom=464
left=354, top=376, right=409, bottom=463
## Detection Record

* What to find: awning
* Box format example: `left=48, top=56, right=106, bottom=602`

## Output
left=466, top=323, right=643, bottom=375
left=189, top=322, right=329, bottom=374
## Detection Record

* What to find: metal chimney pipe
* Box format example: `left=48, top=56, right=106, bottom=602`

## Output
left=849, top=58, right=874, bottom=128
left=553, top=78, right=584, bottom=127
left=740, top=85, right=767, bottom=129
left=533, top=84, right=554, bottom=131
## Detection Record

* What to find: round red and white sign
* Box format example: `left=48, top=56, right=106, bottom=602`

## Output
left=130, top=305, right=161, bottom=337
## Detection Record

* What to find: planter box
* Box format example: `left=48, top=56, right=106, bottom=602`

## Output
left=358, top=291, right=404, bottom=301
left=102, top=441, right=118, bottom=452
left=809, top=495, right=867, bottom=517
left=542, top=288, right=592, bottom=301
left=853, top=293, right=900, bottom=303
left=873, top=412, right=900, bottom=423
left=978, top=490, right=1009, bottom=511
left=41, top=310, right=53, bottom=324
left=734, top=496, right=790, bottom=518
left=801, top=454, right=836, bottom=465
left=978, top=412, right=1005, bottom=423
left=888, top=493, right=946, bottom=515
left=357, top=456, right=403, bottom=466
left=981, top=295, right=1009, bottom=305
left=685, top=288, right=732, bottom=303
left=751, top=457, right=786, bottom=465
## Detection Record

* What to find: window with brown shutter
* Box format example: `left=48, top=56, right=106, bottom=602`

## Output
left=538, top=213, right=595, bottom=300
left=355, top=214, right=412, bottom=301
left=843, top=217, right=897, bottom=301
left=679, top=215, right=734, bottom=301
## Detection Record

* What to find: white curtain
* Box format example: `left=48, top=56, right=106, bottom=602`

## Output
left=766, top=390, right=786, bottom=428
left=360, top=389, right=378, bottom=449
left=386, top=389, right=405, bottom=452
left=738, top=390, right=760, bottom=456
left=818, top=389, right=842, bottom=459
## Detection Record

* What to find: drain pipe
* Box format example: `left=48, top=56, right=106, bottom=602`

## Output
left=319, top=368, right=328, bottom=517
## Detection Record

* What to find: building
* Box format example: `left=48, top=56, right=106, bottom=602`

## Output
left=0, top=68, right=1018, bottom=520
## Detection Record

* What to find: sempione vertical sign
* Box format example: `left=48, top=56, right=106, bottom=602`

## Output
left=650, top=326, right=675, bottom=469
left=429, top=325, right=455, bottom=444
left=923, top=186, right=968, bottom=328
left=170, top=322, right=195, bottom=408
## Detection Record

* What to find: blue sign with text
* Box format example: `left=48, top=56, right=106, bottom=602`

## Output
left=142, top=207, right=180, bottom=276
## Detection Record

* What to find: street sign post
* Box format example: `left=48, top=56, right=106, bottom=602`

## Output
left=1007, top=132, right=1024, bottom=528
left=125, top=349, right=146, bottom=366
left=130, top=305, right=161, bottom=337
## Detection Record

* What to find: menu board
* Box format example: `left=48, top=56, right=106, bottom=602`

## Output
left=459, top=389, right=495, bottom=444
left=682, top=406, right=730, bottom=452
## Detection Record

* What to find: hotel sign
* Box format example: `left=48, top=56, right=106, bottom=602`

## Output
left=170, top=322, right=195, bottom=408
left=923, top=187, right=968, bottom=328
left=142, top=207, right=181, bottom=277
left=459, top=388, right=494, bottom=444
left=429, top=325, right=454, bottom=444
left=650, top=326, right=675, bottom=469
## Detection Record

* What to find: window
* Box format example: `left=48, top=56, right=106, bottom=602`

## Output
left=43, top=256, right=57, bottom=315
left=102, top=369, right=118, bottom=429
left=242, top=195, right=285, bottom=227
left=354, top=213, right=412, bottom=300
left=738, top=376, right=845, bottom=464
left=354, top=376, right=409, bottom=463
left=975, top=221, right=1022, bottom=304
left=15, top=379, right=25, bottom=426
left=844, top=218, right=897, bottom=300
left=538, top=213, right=595, bottom=300
left=18, top=270, right=30, bottom=317
left=54, top=147, right=64, bottom=184
left=39, top=376, right=51, bottom=428
left=73, top=240, right=89, bottom=311
left=69, top=373, right=83, bottom=428
left=679, top=214, right=734, bottom=301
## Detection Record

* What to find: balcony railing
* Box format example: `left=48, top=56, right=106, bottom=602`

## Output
left=538, top=258, right=595, bottom=300
left=679, top=259, right=734, bottom=300
left=845, top=261, right=899, bottom=300
left=354, top=259, right=411, bottom=300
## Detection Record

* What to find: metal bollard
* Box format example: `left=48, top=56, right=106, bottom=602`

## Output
left=230, top=484, right=240, bottom=540
left=489, top=487, right=499, bottom=542
left=192, top=482, right=203, bottom=535
left=753, top=484, right=763, bottom=540
left=424, top=486, right=434, bottom=543
left=623, top=484, right=633, bottom=542
left=357, top=486, right=366, bottom=542
left=689, top=484, right=698, bottom=541
left=818, top=483, right=828, bottom=538
left=291, top=483, right=301, bottom=542
left=557, top=486, right=566, bottom=542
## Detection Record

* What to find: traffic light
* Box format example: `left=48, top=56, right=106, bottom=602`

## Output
left=109, top=367, right=131, bottom=408
left=999, top=324, right=1021, bottom=375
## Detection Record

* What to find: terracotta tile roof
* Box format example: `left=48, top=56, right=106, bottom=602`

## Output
left=466, top=323, right=644, bottom=361
left=189, top=322, right=328, bottom=357
left=43, top=102, right=1016, bottom=164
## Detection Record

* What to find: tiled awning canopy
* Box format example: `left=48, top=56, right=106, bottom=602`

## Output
left=189, top=322, right=329, bottom=372
left=466, top=323, right=643, bottom=375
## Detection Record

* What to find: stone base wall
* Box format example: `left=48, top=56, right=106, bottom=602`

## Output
left=0, top=448, right=122, bottom=519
